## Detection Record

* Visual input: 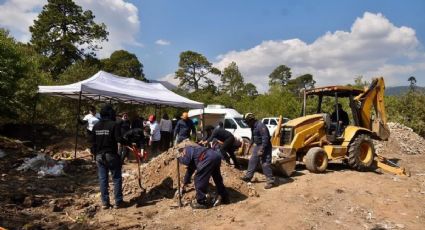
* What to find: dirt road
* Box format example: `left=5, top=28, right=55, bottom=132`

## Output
left=1, top=133, right=425, bottom=229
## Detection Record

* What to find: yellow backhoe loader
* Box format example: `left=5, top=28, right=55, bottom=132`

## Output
left=270, top=77, right=408, bottom=176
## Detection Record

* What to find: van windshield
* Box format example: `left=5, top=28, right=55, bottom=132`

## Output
left=234, top=118, right=249, bottom=128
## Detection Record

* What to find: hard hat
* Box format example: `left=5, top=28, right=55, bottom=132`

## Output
left=181, top=112, right=189, bottom=119
left=243, top=113, right=255, bottom=121
left=148, top=114, right=156, bottom=122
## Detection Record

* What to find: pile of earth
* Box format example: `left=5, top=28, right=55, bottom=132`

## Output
left=374, top=122, right=425, bottom=155
left=122, top=141, right=257, bottom=206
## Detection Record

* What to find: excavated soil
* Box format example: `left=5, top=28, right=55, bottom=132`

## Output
left=1, top=123, right=425, bottom=229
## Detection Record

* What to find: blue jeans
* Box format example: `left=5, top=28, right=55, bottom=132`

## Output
left=245, top=145, right=274, bottom=183
left=96, top=153, right=123, bottom=205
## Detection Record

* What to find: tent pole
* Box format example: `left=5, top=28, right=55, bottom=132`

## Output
left=201, top=107, right=205, bottom=139
left=31, top=94, right=39, bottom=152
left=74, top=91, right=82, bottom=158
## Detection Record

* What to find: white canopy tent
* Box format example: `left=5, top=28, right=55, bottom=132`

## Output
left=37, top=70, right=204, bottom=157
left=38, top=70, right=204, bottom=108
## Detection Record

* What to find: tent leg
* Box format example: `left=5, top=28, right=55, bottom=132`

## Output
left=74, top=91, right=82, bottom=158
left=31, top=94, right=39, bottom=152
left=201, top=108, right=205, bottom=139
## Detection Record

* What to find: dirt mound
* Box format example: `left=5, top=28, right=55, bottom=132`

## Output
left=374, top=122, right=425, bottom=155
left=123, top=141, right=256, bottom=206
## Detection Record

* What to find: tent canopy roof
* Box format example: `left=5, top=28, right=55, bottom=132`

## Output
left=38, top=71, right=204, bottom=109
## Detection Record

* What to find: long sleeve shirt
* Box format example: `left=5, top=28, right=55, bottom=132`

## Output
left=178, top=146, right=210, bottom=184
left=159, top=119, right=173, bottom=132
left=149, top=121, right=161, bottom=142
left=206, top=127, right=233, bottom=143
left=250, top=120, right=271, bottom=148
left=174, top=119, right=196, bottom=142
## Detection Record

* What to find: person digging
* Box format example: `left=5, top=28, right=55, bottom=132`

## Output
left=177, top=145, right=230, bottom=209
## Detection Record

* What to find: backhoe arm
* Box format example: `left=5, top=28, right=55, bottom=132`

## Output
left=354, top=77, right=390, bottom=140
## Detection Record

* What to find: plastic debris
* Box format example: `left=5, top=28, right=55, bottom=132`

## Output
left=17, top=153, right=66, bottom=177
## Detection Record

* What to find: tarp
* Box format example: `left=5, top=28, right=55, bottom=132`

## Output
left=38, top=71, right=204, bottom=109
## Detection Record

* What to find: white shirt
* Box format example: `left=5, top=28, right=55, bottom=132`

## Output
left=83, top=113, right=100, bottom=131
left=149, top=121, right=161, bottom=141
left=159, top=119, right=173, bottom=132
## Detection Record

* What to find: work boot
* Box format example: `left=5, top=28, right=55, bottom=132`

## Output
left=113, top=201, right=126, bottom=209
left=264, top=181, right=275, bottom=189
left=190, top=199, right=208, bottom=209
left=102, top=203, right=111, bottom=210
left=240, top=176, right=251, bottom=182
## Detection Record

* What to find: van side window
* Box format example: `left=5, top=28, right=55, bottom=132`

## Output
left=270, top=119, right=277, bottom=125
left=262, top=119, right=269, bottom=125
left=224, top=119, right=236, bottom=129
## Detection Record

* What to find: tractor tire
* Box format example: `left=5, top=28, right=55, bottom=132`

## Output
left=305, top=147, right=328, bottom=173
left=348, top=134, right=375, bottom=171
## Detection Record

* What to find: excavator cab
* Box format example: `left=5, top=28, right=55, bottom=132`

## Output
left=302, top=86, right=364, bottom=144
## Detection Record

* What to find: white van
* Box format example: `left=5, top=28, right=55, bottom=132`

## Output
left=188, top=104, right=252, bottom=140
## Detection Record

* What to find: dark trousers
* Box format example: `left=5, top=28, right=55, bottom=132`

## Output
left=160, top=131, right=172, bottom=151
left=86, top=130, right=95, bottom=156
left=245, top=145, right=274, bottom=183
left=220, top=136, right=240, bottom=168
left=118, top=145, right=129, bottom=163
left=96, top=153, right=123, bottom=206
left=150, top=140, right=160, bottom=155
left=194, top=153, right=228, bottom=203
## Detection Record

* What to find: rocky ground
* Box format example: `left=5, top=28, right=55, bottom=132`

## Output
left=1, top=123, right=425, bottom=230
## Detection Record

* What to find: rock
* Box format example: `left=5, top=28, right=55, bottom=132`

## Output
left=84, top=205, right=98, bottom=218
left=23, top=196, right=42, bottom=208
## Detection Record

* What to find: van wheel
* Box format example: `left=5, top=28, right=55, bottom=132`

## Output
left=305, top=147, right=328, bottom=173
left=348, top=134, right=375, bottom=171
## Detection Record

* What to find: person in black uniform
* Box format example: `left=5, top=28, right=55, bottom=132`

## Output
left=200, top=125, right=241, bottom=169
left=92, top=104, right=124, bottom=209
left=240, top=113, right=275, bottom=189
left=117, top=112, right=131, bottom=163
left=178, top=145, right=229, bottom=209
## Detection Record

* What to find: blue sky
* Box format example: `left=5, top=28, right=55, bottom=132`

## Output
left=1, top=0, right=424, bottom=91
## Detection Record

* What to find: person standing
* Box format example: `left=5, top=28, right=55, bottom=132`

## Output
left=159, top=113, right=172, bottom=151
left=240, top=113, right=275, bottom=189
left=117, top=112, right=131, bottom=163
left=148, top=115, right=161, bottom=155
left=178, top=146, right=230, bottom=209
left=78, top=106, right=100, bottom=157
left=92, top=104, right=124, bottom=209
left=174, top=112, right=196, bottom=144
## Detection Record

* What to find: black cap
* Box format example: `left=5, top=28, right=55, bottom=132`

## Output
left=100, top=104, right=116, bottom=120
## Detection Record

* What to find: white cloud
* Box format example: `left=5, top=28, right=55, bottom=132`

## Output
left=159, top=73, right=180, bottom=86
left=0, top=0, right=141, bottom=58
left=155, top=39, right=171, bottom=46
left=214, top=12, right=425, bottom=92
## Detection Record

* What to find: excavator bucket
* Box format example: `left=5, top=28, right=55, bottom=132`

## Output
left=375, top=154, right=409, bottom=176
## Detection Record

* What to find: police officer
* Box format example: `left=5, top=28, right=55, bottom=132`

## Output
left=92, top=104, right=124, bottom=209
left=240, top=113, right=275, bottom=189
left=178, top=146, right=230, bottom=209
left=201, top=125, right=241, bottom=169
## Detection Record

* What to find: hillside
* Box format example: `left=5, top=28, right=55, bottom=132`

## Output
left=386, top=86, right=425, bottom=96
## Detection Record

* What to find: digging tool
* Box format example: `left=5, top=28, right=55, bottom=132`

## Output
left=176, top=158, right=183, bottom=207
left=126, top=145, right=149, bottom=190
